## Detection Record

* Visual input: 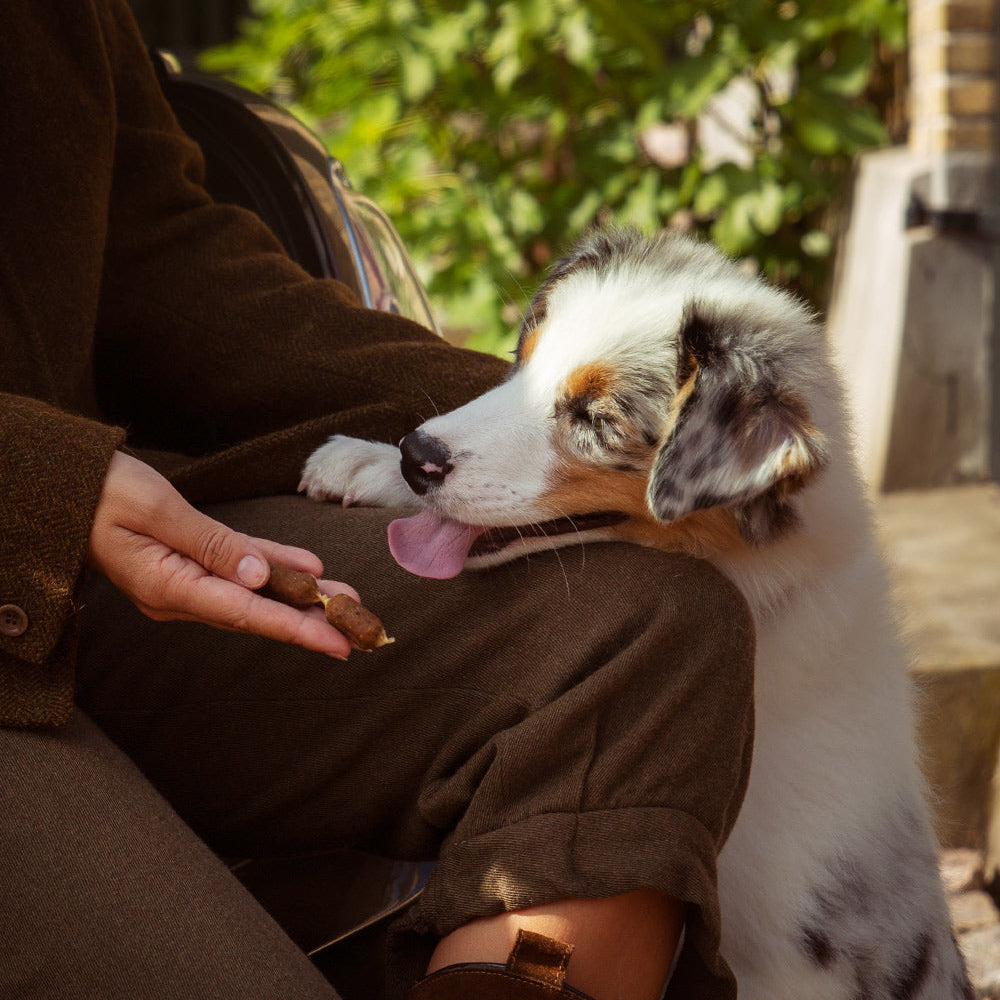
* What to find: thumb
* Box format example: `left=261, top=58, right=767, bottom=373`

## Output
left=98, top=452, right=276, bottom=590
left=189, top=518, right=271, bottom=589
left=236, top=550, right=270, bottom=589
left=146, top=484, right=272, bottom=588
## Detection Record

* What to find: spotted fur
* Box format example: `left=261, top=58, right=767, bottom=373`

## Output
left=300, top=228, right=972, bottom=999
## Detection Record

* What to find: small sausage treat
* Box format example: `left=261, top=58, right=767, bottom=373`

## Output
left=261, top=562, right=394, bottom=650
left=321, top=593, right=394, bottom=651
left=261, top=562, right=322, bottom=609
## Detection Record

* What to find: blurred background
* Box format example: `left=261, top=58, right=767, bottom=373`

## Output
left=128, top=0, right=906, bottom=354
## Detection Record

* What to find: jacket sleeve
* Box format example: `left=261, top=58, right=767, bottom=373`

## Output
left=0, top=1, right=130, bottom=727
left=93, top=1, right=511, bottom=477
left=0, top=395, right=125, bottom=727
left=0, top=0, right=509, bottom=728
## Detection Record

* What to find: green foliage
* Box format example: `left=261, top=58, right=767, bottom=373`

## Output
left=203, top=0, right=906, bottom=354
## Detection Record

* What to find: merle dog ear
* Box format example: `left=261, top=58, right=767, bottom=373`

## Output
left=647, top=305, right=829, bottom=545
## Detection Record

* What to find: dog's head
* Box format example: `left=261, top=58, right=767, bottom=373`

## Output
left=389, top=229, right=834, bottom=579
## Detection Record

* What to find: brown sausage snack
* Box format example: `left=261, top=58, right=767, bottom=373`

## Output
left=261, top=562, right=394, bottom=650
left=261, top=562, right=323, bottom=608
left=321, top=593, right=394, bottom=650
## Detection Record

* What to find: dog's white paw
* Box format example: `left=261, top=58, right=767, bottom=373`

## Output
left=299, top=436, right=415, bottom=508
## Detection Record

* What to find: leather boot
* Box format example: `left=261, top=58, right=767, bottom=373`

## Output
left=404, top=929, right=597, bottom=999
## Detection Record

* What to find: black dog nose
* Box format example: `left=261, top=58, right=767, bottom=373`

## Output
left=399, top=431, right=453, bottom=495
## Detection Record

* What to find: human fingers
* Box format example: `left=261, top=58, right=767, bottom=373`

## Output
left=91, top=454, right=361, bottom=655
left=111, top=459, right=319, bottom=590
left=317, top=579, right=362, bottom=605
left=90, top=453, right=267, bottom=586
left=129, top=546, right=354, bottom=659
left=246, top=538, right=327, bottom=586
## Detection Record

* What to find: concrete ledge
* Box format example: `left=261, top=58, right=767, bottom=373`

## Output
left=914, top=665, right=1000, bottom=847
left=875, top=482, right=1000, bottom=847
left=827, top=148, right=997, bottom=489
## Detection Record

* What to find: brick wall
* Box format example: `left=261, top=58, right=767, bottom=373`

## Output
left=909, top=0, right=999, bottom=153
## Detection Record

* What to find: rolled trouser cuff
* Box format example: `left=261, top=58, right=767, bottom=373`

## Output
left=397, top=805, right=734, bottom=1000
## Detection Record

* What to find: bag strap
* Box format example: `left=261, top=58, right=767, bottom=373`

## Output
left=506, top=929, right=575, bottom=988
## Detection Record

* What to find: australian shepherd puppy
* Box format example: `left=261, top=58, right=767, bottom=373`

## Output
left=299, top=229, right=971, bottom=999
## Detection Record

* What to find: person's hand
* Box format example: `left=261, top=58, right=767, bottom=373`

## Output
left=86, top=451, right=357, bottom=658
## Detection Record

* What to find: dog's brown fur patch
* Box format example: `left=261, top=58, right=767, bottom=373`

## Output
left=562, top=362, right=616, bottom=405
left=518, top=324, right=543, bottom=364
left=540, top=452, right=749, bottom=560
left=662, top=356, right=700, bottom=439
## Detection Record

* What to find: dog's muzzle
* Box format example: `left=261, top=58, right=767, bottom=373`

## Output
left=399, top=430, right=453, bottom=495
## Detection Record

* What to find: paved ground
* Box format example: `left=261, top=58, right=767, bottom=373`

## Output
left=943, top=847, right=1000, bottom=997
left=875, top=482, right=1000, bottom=996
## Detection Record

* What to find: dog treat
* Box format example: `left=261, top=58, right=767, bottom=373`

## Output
left=262, top=561, right=394, bottom=650
left=261, top=562, right=323, bottom=608
left=321, top=593, right=394, bottom=650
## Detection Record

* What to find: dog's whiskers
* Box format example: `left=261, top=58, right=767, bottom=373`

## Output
left=422, top=389, right=442, bottom=417
left=547, top=504, right=591, bottom=578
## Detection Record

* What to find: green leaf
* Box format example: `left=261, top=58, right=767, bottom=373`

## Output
left=620, top=168, right=660, bottom=228
left=750, top=181, right=785, bottom=234
left=792, top=115, right=841, bottom=155
left=814, top=34, right=874, bottom=98
left=692, top=171, right=729, bottom=216
left=567, top=190, right=603, bottom=231
left=801, top=229, right=832, bottom=257
left=399, top=48, right=436, bottom=100
left=508, top=189, right=544, bottom=235
left=561, top=7, right=597, bottom=68
left=712, top=193, right=756, bottom=254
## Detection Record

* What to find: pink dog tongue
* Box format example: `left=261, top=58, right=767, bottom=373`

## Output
left=387, top=510, right=485, bottom=579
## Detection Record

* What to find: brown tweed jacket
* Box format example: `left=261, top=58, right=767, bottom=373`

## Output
left=0, top=0, right=510, bottom=728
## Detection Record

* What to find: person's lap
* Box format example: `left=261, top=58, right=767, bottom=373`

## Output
left=0, top=709, right=343, bottom=1000
left=9, top=495, right=754, bottom=998
left=76, top=496, right=751, bottom=855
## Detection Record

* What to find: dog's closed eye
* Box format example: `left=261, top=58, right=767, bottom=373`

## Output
left=555, top=373, right=662, bottom=463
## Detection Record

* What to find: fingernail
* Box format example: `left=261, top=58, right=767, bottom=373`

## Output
left=237, top=554, right=268, bottom=588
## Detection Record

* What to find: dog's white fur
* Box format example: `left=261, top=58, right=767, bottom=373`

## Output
left=300, top=230, right=970, bottom=999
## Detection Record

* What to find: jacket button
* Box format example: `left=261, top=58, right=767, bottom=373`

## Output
left=0, top=605, right=29, bottom=637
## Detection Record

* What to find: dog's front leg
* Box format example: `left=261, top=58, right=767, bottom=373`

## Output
left=299, top=435, right=416, bottom=508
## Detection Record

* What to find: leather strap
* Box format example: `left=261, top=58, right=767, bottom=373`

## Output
left=506, top=929, right=574, bottom=988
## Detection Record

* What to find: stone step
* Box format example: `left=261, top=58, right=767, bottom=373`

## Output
left=875, top=482, right=1000, bottom=849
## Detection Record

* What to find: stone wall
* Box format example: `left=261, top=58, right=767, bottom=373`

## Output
left=826, top=0, right=999, bottom=492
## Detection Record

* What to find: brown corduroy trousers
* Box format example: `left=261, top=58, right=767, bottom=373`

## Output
left=0, top=497, right=755, bottom=1000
